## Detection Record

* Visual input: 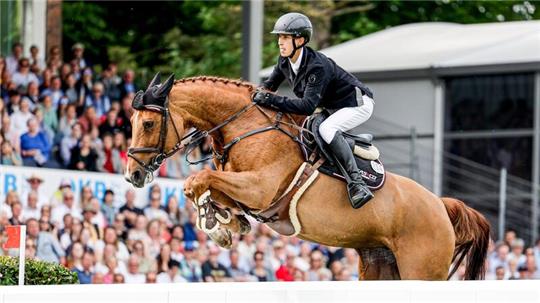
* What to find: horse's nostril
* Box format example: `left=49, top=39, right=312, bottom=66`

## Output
left=132, top=170, right=142, bottom=183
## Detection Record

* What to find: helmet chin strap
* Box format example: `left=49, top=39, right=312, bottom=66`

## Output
left=288, top=38, right=305, bottom=59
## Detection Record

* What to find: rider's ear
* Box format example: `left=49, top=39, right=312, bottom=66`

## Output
left=156, top=73, right=175, bottom=97
left=147, top=72, right=161, bottom=91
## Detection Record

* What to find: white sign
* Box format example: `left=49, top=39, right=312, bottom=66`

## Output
left=0, top=165, right=186, bottom=209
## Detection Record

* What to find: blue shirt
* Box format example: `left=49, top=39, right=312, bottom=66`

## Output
left=20, top=131, right=51, bottom=160
left=73, top=268, right=93, bottom=284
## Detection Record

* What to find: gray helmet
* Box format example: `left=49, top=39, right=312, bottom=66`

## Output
left=271, top=12, right=313, bottom=43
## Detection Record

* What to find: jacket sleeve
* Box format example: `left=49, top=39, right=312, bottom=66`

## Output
left=264, top=66, right=329, bottom=115
left=261, top=63, right=285, bottom=92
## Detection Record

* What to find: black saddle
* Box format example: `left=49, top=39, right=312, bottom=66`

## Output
left=300, top=111, right=385, bottom=190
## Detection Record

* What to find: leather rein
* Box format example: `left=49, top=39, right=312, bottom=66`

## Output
left=128, top=97, right=310, bottom=178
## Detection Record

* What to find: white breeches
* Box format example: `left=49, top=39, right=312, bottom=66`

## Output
left=319, top=91, right=374, bottom=144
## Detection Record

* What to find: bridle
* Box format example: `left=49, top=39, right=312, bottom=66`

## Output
left=127, top=89, right=309, bottom=180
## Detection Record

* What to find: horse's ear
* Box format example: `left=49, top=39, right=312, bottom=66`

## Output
left=147, top=72, right=161, bottom=90
left=156, top=73, right=175, bottom=97
left=132, top=90, right=145, bottom=110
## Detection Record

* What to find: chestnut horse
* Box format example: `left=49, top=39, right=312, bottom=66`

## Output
left=125, top=74, right=491, bottom=280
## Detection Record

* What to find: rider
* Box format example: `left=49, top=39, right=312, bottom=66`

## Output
left=253, top=12, right=374, bottom=208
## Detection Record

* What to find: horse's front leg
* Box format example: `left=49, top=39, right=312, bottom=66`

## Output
left=184, top=169, right=277, bottom=248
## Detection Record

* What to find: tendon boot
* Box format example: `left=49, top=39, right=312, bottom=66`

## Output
left=328, top=132, right=374, bottom=208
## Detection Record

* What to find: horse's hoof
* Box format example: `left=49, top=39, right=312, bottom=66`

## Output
left=208, top=228, right=232, bottom=249
left=237, top=214, right=251, bottom=235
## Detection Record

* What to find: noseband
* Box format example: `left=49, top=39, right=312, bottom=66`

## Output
left=127, top=91, right=186, bottom=178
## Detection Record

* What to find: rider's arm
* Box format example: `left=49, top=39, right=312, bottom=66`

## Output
left=261, top=63, right=285, bottom=92
left=262, top=65, right=329, bottom=115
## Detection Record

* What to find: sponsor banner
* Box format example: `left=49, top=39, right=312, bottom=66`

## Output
left=0, top=165, right=185, bottom=208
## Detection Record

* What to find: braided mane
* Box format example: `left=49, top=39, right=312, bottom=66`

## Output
left=174, top=76, right=255, bottom=93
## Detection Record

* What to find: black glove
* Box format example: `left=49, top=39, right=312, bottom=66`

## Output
left=252, top=89, right=273, bottom=105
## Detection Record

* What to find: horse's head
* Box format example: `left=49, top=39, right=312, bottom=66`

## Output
left=125, top=72, right=184, bottom=187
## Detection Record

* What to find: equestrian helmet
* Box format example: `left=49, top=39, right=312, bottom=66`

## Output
left=271, top=12, right=313, bottom=43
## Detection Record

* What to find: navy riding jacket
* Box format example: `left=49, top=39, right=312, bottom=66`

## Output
left=261, top=47, right=373, bottom=116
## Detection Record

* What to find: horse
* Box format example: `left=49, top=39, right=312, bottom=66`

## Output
left=125, top=73, right=491, bottom=280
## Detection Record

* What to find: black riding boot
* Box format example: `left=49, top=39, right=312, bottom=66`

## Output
left=329, top=133, right=374, bottom=209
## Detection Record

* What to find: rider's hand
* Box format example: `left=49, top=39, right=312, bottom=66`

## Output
left=252, top=88, right=272, bottom=105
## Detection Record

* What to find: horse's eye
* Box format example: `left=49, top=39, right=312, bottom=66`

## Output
left=143, top=121, right=154, bottom=130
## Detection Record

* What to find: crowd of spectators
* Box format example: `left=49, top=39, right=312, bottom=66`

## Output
left=0, top=42, right=200, bottom=178
left=1, top=174, right=361, bottom=283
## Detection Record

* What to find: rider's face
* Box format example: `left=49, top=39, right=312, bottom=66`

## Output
left=277, top=34, right=304, bottom=57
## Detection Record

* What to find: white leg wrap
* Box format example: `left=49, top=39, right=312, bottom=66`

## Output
left=197, top=190, right=211, bottom=206
left=215, top=209, right=232, bottom=224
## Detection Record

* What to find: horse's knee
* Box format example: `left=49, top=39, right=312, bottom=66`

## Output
left=185, top=170, right=212, bottom=197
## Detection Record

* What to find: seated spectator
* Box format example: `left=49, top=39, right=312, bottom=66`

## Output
left=20, top=118, right=51, bottom=167
left=97, top=133, right=122, bottom=173
left=25, top=81, right=40, bottom=110
left=21, top=191, right=41, bottom=221
left=100, top=189, right=117, bottom=226
left=2, top=115, right=20, bottom=152
left=0, top=139, right=22, bottom=166
left=6, top=89, right=21, bottom=115
left=131, top=240, right=155, bottom=274
left=38, top=95, right=58, bottom=135
left=11, top=97, right=34, bottom=136
left=85, top=82, right=110, bottom=117
left=60, top=122, right=82, bottom=166
left=250, top=251, right=275, bottom=282
left=124, top=255, right=146, bottom=284
left=156, top=260, right=186, bottom=283
left=29, top=45, right=46, bottom=72
left=58, top=103, right=78, bottom=138
left=119, top=69, right=137, bottom=99
left=41, top=75, right=65, bottom=107
left=78, top=106, right=100, bottom=133
left=112, top=131, right=127, bottom=167
left=99, top=109, right=122, bottom=137
left=26, top=218, right=65, bottom=264
left=72, top=43, right=90, bottom=69
left=73, top=251, right=95, bottom=284
left=307, top=250, right=332, bottom=281
left=202, top=246, right=232, bottom=282
left=39, top=68, right=52, bottom=91
left=12, top=58, right=39, bottom=90
left=5, top=42, right=23, bottom=75
left=119, top=189, right=143, bottom=229
left=50, top=188, right=82, bottom=228
left=509, top=238, right=527, bottom=268
left=144, top=189, right=168, bottom=223
left=68, top=134, right=98, bottom=171
left=47, top=46, right=63, bottom=73
left=64, top=72, right=79, bottom=103
left=8, top=201, right=23, bottom=225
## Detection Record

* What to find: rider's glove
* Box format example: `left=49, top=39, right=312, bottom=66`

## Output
left=252, top=89, right=274, bottom=106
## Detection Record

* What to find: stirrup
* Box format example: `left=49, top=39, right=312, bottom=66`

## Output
left=347, top=183, right=374, bottom=209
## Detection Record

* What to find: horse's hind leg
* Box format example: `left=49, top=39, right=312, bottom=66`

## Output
left=356, top=248, right=400, bottom=280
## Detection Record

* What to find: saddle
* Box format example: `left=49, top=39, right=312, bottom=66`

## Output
left=238, top=110, right=386, bottom=236
left=301, top=111, right=386, bottom=189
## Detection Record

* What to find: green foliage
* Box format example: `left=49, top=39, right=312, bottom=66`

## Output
left=0, top=256, right=79, bottom=285
left=61, top=1, right=540, bottom=80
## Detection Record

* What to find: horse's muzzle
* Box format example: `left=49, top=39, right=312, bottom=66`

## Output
left=128, top=169, right=146, bottom=188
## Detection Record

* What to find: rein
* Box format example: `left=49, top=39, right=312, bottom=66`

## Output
left=128, top=94, right=312, bottom=176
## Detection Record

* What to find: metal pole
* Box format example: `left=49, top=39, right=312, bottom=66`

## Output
left=532, top=72, right=540, bottom=244
left=499, top=168, right=507, bottom=241
left=241, top=0, right=263, bottom=83
left=433, top=81, right=445, bottom=195
left=409, top=127, right=417, bottom=180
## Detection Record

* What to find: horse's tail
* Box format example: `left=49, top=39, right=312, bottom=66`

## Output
left=441, top=197, right=491, bottom=280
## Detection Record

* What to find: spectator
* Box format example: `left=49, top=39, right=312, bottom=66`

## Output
left=50, top=188, right=81, bottom=228
left=275, top=251, right=297, bottom=282
left=85, top=82, right=110, bottom=117
left=165, top=196, right=183, bottom=227
left=6, top=89, right=21, bottom=115
left=73, top=251, right=95, bottom=284
left=76, top=67, right=93, bottom=114
left=41, top=75, right=65, bottom=107
left=156, top=260, right=186, bottom=283
left=79, top=185, right=94, bottom=209
left=119, top=189, right=142, bottom=229
left=0, top=139, right=22, bottom=166
left=68, top=134, right=99, bottom=171
left=2, top=115, right=21, bottom=152
left=29, top=45, right=46, bottom=72
left=60, top=122, right=82, bottom=167
left=228, top=249, right=253, bottom=282
left=58, top=103, right=78, bottom=138
left=26, top=218, right=66, bottom=264
left=20, top=118, right=51, bottom=167
left=202, top=246, right=231, bottom=282
left=21, top=191, right=41, bottom=221
left=12, top=58, right=39, bottom=89
left=509, top=238, right=527, bottom=268
left=96, top=226, right=130, bottom=264
left=72, top=43, right=89, bottom=69
left=98, top=133, right=123, bottom=173
left=112, top=131, right=127, bottom=167
left=144, top=186, right=168, bottom=223
left=39, top=68, right=52, bottom=91
left=9, top=201, right=23, bottom=225
left=99, top=109, right=122, bottom=137
left=113, top=273, right=125, bottom=284
left=11, top=97, right=34, bottom=137
left=47, top=46, right=63, bottom=72
left=147, top=219, right=165, bottom=258
left=5, top=42, right=23, bottom=75
left=156, top=243, right=172, bottom=274
left=101, top=189, right=117, bottom=226
left=250, top=251, right=275, bottom=282
left=38, top=95, right=58, bottom=136
left=307, top=250, right=332, bottom=281
left=124, top=255, right=146, bottom=284
left=119, top=69, right=137, bottom=99
left=131, top=240, right=155, bottom=274
left=25, top=81, right=40, bottom=110
left=64, top=72, right=79, bottom=103
left=78, top=106, right=100, bottom=133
